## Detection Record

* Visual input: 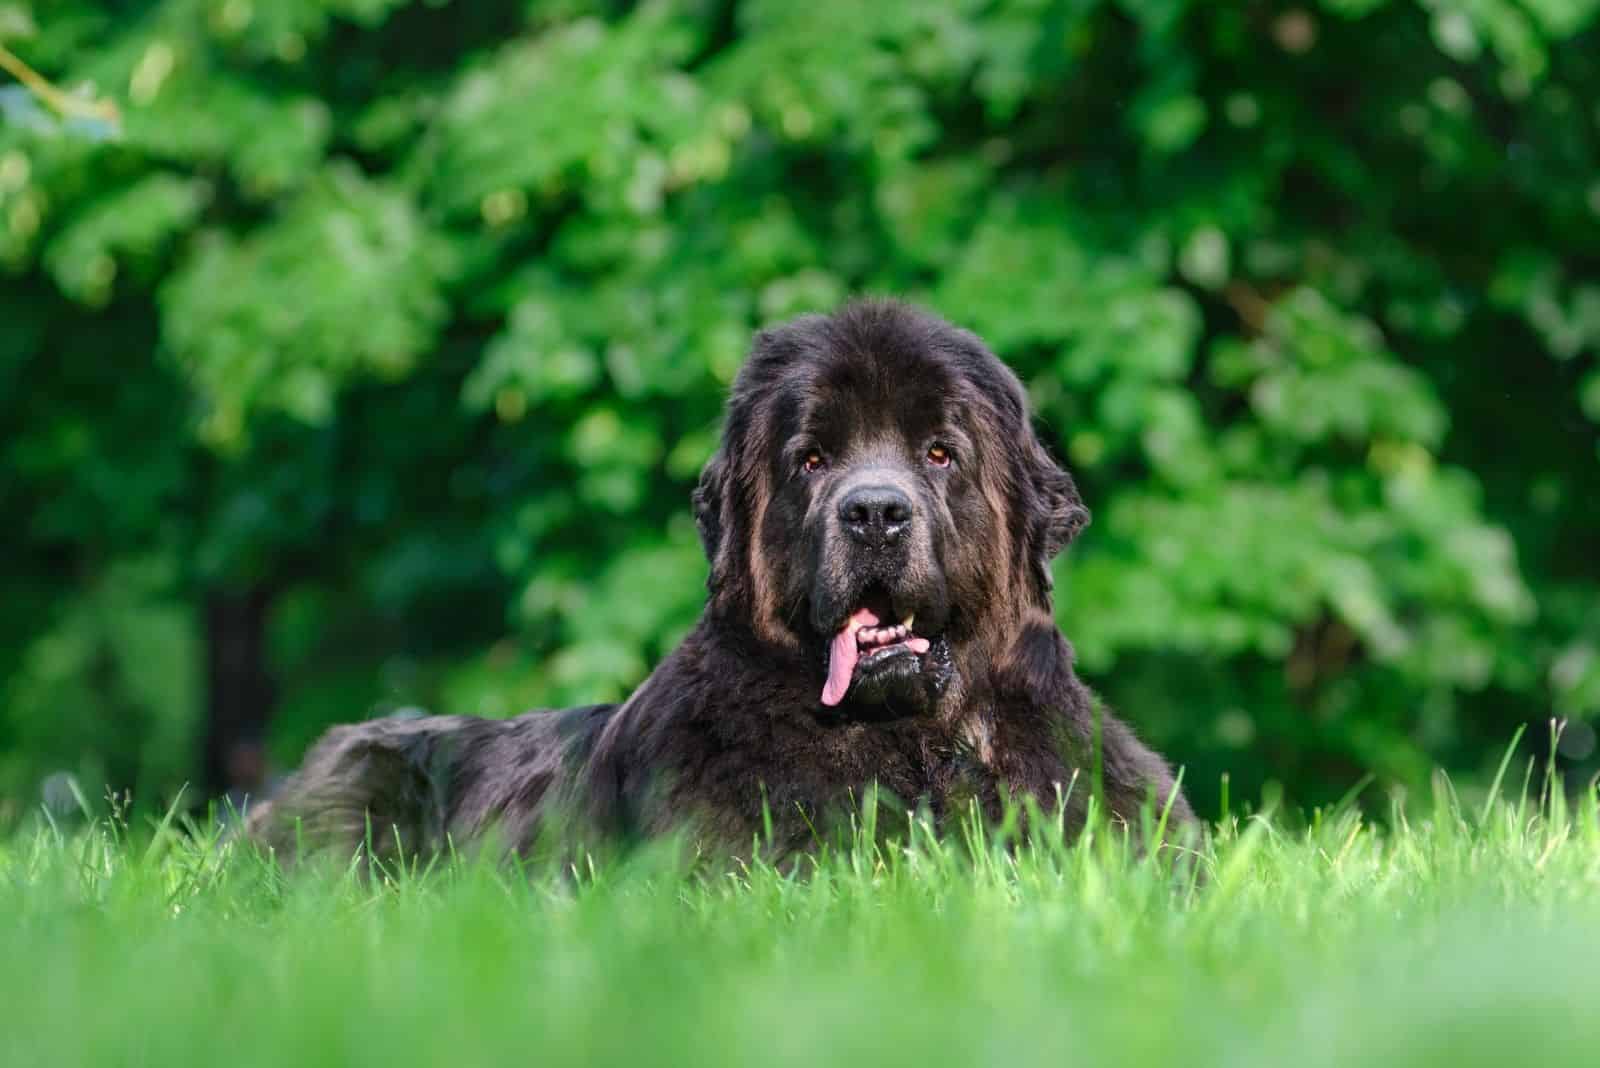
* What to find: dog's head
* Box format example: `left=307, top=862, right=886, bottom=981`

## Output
left=694, top=300, right=1089, bottom=716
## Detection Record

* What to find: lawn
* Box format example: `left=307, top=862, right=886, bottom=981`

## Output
left=4, top=755, right=1599, bottom=1068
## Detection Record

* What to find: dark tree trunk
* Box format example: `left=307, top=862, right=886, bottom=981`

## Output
left=202, top=587, right=277, bottom=807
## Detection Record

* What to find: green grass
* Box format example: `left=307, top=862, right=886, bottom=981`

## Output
left=4, top=757, right=1600, bottom=1068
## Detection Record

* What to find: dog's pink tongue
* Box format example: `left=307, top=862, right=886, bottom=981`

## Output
left=821, top=632, right=857, bottom=707
left=821, top=607, right=878, bottom=706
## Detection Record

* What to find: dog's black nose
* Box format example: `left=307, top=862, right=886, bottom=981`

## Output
left=838, top=485, right=913, bottom=548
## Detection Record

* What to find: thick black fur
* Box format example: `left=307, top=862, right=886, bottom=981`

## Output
left=250, top=300, right=1193, bottom=862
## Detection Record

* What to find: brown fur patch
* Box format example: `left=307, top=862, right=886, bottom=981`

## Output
left=746, top=475, right=799, bottom=649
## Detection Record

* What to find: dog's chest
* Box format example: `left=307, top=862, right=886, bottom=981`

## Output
left=768, top=714, right=1007, bottom=817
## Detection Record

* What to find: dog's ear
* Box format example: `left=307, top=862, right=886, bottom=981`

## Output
left=1027, top=436, right=1090, bottom=593
left=692, top=450, right=729, bottom=587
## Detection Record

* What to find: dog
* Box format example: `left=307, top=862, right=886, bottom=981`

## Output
left=249, top=300, right=1193, bottom=862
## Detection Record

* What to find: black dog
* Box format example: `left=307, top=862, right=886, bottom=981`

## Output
left=249, top=300, right=1193, bottom=861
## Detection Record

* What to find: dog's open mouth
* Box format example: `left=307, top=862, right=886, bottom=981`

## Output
left=820, top=589, right=931, bottom=707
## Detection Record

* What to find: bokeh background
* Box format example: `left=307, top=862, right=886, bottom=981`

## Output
left=1, top=0, right=1597, bottom=825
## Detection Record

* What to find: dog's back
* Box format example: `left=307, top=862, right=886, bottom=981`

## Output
left=247, top=704, right=616, bottom=862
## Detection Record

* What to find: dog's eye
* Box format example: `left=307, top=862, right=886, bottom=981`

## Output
left=926, top=444, right=952, bottom=468
left=801, top=449, right=826, bottom=474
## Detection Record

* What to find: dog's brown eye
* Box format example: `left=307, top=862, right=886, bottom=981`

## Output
left=802, top=450, right=826, bottom=473
left=926, top=444, right=951, bottom=467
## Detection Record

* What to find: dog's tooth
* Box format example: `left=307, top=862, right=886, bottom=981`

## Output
left=902, top=614, right=913, bottom=628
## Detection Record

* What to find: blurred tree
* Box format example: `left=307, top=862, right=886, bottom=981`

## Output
left=1, top=0, right=1597, bottom=818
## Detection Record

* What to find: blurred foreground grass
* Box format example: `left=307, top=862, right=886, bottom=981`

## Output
left=5, top=750, right=1600, bottom=1068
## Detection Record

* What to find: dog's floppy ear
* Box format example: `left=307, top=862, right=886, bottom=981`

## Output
left=692, top=450, right=729, bottom=589
left=1026, top=435, right=1090, bottom=593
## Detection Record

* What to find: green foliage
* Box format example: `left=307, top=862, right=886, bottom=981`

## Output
left=1, top=0, right=1598, bottom=811
left=5, top=777, right=1600, bottom=1065
left=163, top=164, right=453, bottom=440
left=0, top=559, right=199, bottom=809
